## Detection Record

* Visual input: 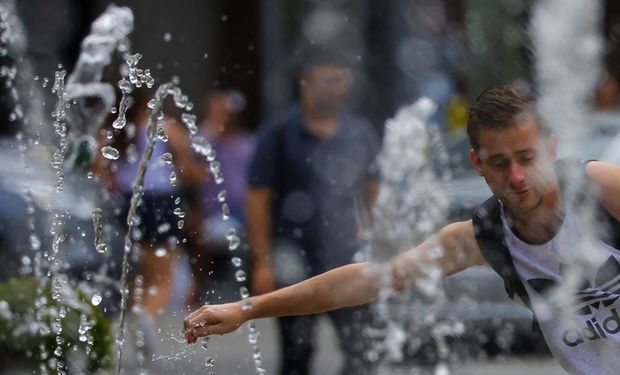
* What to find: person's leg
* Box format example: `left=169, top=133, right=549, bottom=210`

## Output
left=328, top=305, right=384, bottom=375
left=277, top=314, right=317, bottom=375
left=141, top=242, right=176, bottom=317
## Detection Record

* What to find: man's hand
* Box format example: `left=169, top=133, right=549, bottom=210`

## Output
left=183, top=302, right=248, bottom=344
left=252, top=258, right=278, bottom=295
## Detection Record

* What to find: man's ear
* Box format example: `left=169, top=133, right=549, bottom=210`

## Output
left=470, top=148, right=483, bottom=176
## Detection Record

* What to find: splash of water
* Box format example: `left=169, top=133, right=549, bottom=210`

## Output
left=531, top=0, right=607, bottom=334
left=367, top=97, right=462, bottom=369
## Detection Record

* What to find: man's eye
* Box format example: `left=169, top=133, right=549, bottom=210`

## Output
left=492, top=161, right=508, bottom=169
left=520, top=156, right=535, bottom=165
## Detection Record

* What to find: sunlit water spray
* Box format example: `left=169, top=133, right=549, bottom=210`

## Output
left=367, top=97, right=462, bottom=372
left=104, top=53, right=262, bottom=373
left=532, top=0, right=611, bottom=340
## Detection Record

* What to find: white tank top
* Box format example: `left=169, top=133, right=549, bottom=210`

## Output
left=500, top=204, right=620, bottom=375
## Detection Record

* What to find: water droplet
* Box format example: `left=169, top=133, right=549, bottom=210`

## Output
left=190, top=136, right=213, bottom=156
left=177, top=220, right=184, bottom=230
left=21, top=256, right=31, bottom=266
left=101, top=146, right=120, bottom=160
left=221, top=203, right=230, bottom=220
left=30, top=234, right=41, bottom=250
left=91, top=294, right=102, bottom=306
left=248, top=331, right=257, bottom=344
left=163, top=32, right=172, bottom=42
left=239, top=286, right=250, bottom=299
left=156, top=124, right=169, bottom=142
left=147, top=98, right=157, bottom=109
left=169, top=171, right=177, bottom=186
left=217, top=190, right=227, bottom=202
left=231, top=257, right=242, bottom=268
left=112, top=117, right=126, bottom=129
left=155, top=248, right=168, bottom=257
left=235, top=270, right=247, bottom=282
left=214, top=174, right=224, bottom=185
left=226, top=228, right=236, bottom=240
left=157, top=222, right=171, bottom=234
left=86, top=171, right=94, bottom=179
left=228, top=236, right=240, bottom=251
left=159, top=152, right=173, bottom=164
left=95, top=243, right=107, bottom=254
left=200, top=336, right=210, bottom=350
left=205, top=356, right=215, bottom=367
left=206, top=149, right=217, bottom=162
left=174, top=197, right=181, bottom=205
left=118, top=79, right=132, bottom=94
left=242, top=299, right=253, bottom=310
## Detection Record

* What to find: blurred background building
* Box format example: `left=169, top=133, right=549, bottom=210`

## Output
left=13, top=0, right=620, bottom=132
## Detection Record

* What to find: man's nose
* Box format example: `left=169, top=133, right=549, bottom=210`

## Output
left=508, top=162, right=526, bottom=186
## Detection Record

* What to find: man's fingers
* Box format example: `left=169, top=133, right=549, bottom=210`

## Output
left=184, top=324, right=220, bottom=343
left=183, top=308, right=202, bottom=329
left=193, top=324, right=218, bottom=337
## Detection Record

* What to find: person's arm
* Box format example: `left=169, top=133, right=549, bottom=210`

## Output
left=183, top=219, right=484, bottom=342
left=247, top=187, right=278, bottom=294
left=586, top=161, right=620, bottom=221
left=363, top=180, right=380, bottom=215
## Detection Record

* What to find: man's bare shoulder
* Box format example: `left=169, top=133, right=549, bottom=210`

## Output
left=585, top=161, right=620, bottom=221
left=438, top=220, right=486, bottom=270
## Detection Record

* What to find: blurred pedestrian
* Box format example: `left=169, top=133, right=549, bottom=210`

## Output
left=247, top=45, right=383, bottom=375
left=187, top=89, right=255, bottom=301
left=111, top=91, right=199, bottom=350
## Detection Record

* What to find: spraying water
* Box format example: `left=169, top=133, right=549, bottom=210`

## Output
left=532, top=0, right=607, bottom=332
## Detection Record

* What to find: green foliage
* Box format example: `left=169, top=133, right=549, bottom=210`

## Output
left=0, top=276, right=114, bottom=372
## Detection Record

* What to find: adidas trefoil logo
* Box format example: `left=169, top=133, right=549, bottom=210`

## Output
left=526, top=256, right=620, bottom=347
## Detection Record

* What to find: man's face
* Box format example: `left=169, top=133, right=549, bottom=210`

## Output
left=300, top=64, right=352, bottom=116
left=469, top=117, right=557, bottom=218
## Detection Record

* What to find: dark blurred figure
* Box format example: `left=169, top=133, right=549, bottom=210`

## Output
left=186, top=89, right=255, bottom=301
left=594, top=48, right=620, bottom=111
left=247, top=45, right=383, bottom=375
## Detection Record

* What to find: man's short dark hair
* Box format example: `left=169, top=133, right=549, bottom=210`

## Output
left=467, top=83, right=544, bottom=151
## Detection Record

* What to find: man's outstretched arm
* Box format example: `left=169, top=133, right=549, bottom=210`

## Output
left=183, top=220, right=484, bottom=343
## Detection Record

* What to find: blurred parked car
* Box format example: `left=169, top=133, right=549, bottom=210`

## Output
left=0, top=142, right=126, bottom=317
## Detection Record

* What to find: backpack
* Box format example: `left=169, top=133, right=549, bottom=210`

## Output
left=472, top=158, right=620, bottom=331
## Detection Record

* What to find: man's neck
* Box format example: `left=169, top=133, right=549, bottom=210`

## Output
left=511, top=187, right=563, bottom=243
left=301, top=105, right=339, bottom=140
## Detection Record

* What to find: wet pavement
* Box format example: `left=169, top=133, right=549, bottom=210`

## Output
left=111, top=311, right=568, bottom=375
left=107, top=256, right=569, bottom=375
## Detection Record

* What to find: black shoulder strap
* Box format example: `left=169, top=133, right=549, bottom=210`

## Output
left=472, top=197, right=532, bottom=307
left=473, top=158, right=620, bottom=316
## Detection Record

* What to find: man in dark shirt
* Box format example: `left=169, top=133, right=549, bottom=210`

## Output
left=247, top=46, right=382, bottom=375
